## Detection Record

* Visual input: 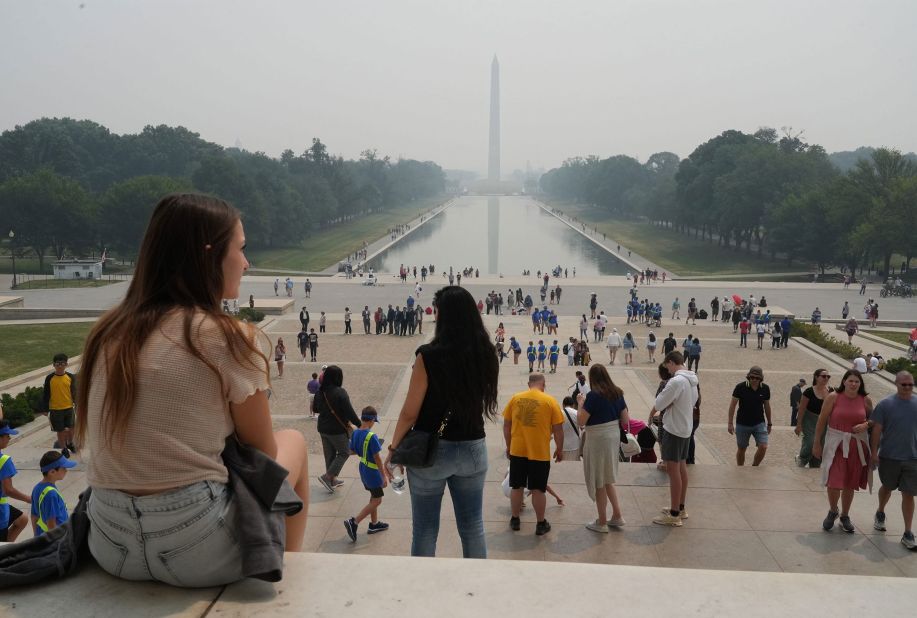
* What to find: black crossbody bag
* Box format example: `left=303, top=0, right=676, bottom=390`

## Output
left=390, top=410, right=452, bottom=468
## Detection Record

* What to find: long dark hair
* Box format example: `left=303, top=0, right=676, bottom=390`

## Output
left=588, top=364, right=623, bottom=401
left=76, top=194, right=268, bottom=447
left=320, top=365, right=344, bottom=391
left=427, top=286, right=498, bottom=425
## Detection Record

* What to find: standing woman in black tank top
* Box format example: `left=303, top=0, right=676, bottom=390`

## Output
left=795, top=368, right=832, bottom=468
left=384, top=286, right=498, bottom=558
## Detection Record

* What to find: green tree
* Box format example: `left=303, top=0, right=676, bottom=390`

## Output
left=97, top=176, right=190, bottom=257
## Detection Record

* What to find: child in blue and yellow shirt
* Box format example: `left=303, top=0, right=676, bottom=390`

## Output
left=31, top=450, right=77, bottom=535
left=42, top=353, right=78, bottom=456
left=0, top=421, right=32, bottom=541
left=343, top=407, right=388, bottom=542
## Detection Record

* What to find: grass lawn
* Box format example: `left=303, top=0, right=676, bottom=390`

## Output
left=868, top=330, right=912, bottom=347
left=247, top=196, right=449, bottom=272
left=0, top=323, right=95, bottom=382
left=549, top=201, right=810, bottom=277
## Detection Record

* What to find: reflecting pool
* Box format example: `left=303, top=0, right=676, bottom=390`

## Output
left=367, top=196, right=628, bottom=276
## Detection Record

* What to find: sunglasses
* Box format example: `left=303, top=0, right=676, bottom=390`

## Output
left=900, top=383, right=915, bottom=388
left=747, top=377, right=762, bottom=381
left=818, top=374, right=831, bottom=378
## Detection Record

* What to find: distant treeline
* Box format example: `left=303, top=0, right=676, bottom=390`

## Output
left=540, top=128, right=917, bottom=275
left=0, top=118, right=445, bottom=268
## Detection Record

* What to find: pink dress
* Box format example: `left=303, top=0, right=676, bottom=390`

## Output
left=826, top=394, right=869, bottom=490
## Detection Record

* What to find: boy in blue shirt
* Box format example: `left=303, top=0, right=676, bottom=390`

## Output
left=344, top=407, right=389, bottom=542
left=31, top=450, right=77, bottom=535
left=1, top=421, right=32, bottom=541
left=537, top=340, right=547, bottom=371
left=526, top=341, right=537, bottom=372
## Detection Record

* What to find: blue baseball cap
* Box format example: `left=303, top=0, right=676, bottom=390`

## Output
left=0, top=425, right=19, bottom=437
left=40, top=453, right=78, bottom=474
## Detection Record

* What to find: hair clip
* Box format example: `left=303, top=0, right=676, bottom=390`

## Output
left=204, top=244, right=212, bottom=250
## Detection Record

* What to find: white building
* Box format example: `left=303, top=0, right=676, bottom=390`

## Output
left=54, top=258, right=103, bottom=280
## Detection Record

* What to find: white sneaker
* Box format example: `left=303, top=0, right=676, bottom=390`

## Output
left=653, top=512, right=684, bottom=527
left=586, top=520, right=609, bottom=533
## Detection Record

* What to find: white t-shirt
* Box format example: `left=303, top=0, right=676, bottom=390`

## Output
left=560, top=406, right=581, bottom=454
left=853, top=357, right=868, bottom=373
left=869, top=357, right=879, bottom=371
left=606, top=333, right=623, bottom=348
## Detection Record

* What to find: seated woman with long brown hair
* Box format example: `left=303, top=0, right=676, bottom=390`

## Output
left=77, top=194, right=309, bottom=587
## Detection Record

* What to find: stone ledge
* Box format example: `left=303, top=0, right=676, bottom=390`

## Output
left=0, top=295, right=24, bottom=308
left=5, top=552, right=916, bottom=617
left=251, top=299, right=295, bottom=315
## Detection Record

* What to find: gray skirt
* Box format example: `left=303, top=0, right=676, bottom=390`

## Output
left=582, top=421, right=621, bottom=501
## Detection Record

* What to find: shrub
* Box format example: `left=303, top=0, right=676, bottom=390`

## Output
left=0, top=386, right=44, bottom=428
left=884, top=357, right=917, bottom=380
left=237, top=308, right=265, bottom=323
left=791, top=321, right=862, bottom=360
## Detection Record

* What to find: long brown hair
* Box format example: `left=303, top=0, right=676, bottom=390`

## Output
left=76, top=194, right=268, bottom=447
left=588, top=364, right=623, bottom=401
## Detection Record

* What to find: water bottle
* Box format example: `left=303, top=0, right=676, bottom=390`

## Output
left=388, top=463, right=406, bottom=495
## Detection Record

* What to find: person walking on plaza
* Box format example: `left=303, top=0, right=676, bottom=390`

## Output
left=710, top=296, right=719, bottom=321
left=308, top=328, right=319, bottom=362
left=504, top=373, right=564, bottom=537
left=650, top=351, right=699, bottom=526
left=728, top=366, right=772, bottom=466
left=845, top=316, right=859, bottom=344
left=790, top=378, right=805, bottom=426
left=384, top=286, right=498, bottom=558
left=813, top=369, right=873, bottom=533
left=869, top=371, right=917, bottom=549
left=343, top=407, right=389, bottom=542
left=578, top=364, right=630, bottom=532
left=780, top=316, right=792, bottom=348
left=274, top=337, right=286, bottom=378
left=42, top=353, right=78, bottom=455
left=344, top=307, right=352, bottom=334
left=739, top=316, right=750, bottom=347
left=606, top=328, right=623, bottom=365
left=796, top=370, right=831, bottom=468
left=362, top=305, right=371, bottom=334
left=299, top=306, right=310, bottom=332
left=316, top=365, right=362, bottom=493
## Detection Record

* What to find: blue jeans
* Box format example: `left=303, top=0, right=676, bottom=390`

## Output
left=407, top=438, right=487, bottom=558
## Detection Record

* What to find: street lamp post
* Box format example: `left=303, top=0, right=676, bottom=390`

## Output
left=8, top=230, right=16, bottom=289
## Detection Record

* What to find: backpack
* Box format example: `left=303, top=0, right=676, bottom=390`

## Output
left=698, top=309, right=708, bottom=320
left=562, top=343, right=569, bottom=355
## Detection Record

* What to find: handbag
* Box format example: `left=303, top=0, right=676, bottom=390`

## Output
left=390, top=410, right=452, bottom=468
left=620, top=431, right=641, bottom=458
left=323, top=392, right=354, bottom=438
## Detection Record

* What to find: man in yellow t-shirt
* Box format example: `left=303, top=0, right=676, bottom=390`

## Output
left=503, top=373, right=564, bottom=536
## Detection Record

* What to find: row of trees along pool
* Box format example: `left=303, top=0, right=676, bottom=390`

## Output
left=0, top=118, right=445, bottom=270
left=540, top=128, right=917, bottom=276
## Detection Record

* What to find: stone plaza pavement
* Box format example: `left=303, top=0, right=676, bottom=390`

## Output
left=3, top=285, right=915, bottom=591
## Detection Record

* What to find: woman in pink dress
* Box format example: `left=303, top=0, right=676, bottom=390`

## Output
left=813, top=369, right=874, bottom=533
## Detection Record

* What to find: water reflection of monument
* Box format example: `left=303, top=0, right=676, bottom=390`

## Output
left=487, top=197, right=499, bottom=274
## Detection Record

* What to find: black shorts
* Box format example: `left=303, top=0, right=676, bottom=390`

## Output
left=366, top=486, right=384, bottom=499
left=509, top=455, right=550, bottom=492
left=49, top=408, right=74, bottom=432
left=0, top=506, right=24, bottom=541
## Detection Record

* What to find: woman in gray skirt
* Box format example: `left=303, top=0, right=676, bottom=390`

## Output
left=577, top=364, right=630, bottom=533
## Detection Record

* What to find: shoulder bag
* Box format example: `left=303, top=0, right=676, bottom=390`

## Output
left=323, top=392, right=354, bottom=438
left=390, top=410, right=452, bottom=468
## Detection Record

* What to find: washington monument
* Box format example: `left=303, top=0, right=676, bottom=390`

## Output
left=488, top=55, right=500, bottom=182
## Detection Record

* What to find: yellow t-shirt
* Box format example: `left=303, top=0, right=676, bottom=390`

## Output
left=49, top=373, right=75, bottom=411
left=503, top=388, right=564, bottom=461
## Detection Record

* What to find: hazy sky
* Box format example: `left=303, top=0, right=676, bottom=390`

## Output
left=2, top=1, right=915, bottom=175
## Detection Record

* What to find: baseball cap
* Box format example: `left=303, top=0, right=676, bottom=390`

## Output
left=747, top=366, right=764, bottom=380
left=0, top=423, right=19, bottom=437
left=40, top=451, right=78, bottom=474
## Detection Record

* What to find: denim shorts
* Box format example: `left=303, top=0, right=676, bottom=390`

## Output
left=735, top=422, right=769, bottom=449
left=87, top=480, right=244, bottom=588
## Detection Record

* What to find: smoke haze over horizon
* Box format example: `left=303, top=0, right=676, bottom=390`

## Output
left=1, top=0, right=915, bottom=175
